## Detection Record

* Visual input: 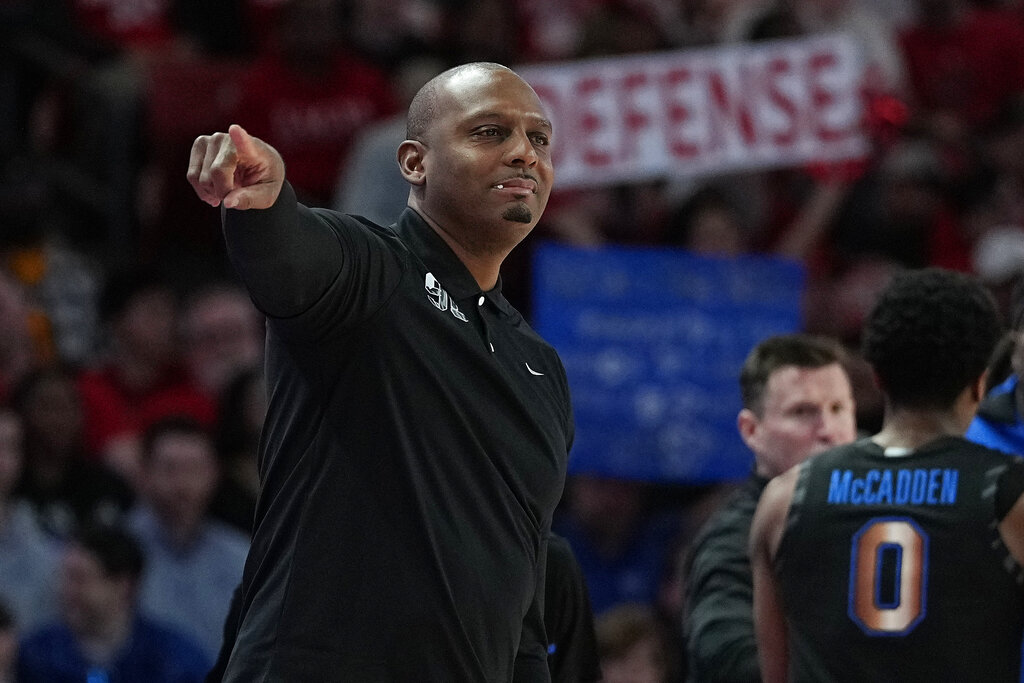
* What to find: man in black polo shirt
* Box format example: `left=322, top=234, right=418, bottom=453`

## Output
left=187, top=62, right=573, bottom=682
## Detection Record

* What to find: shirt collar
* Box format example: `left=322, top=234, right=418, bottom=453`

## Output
left=392, top=207, right=518, bottom=318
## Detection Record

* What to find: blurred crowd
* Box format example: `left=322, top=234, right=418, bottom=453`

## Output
left=3, top=0, right=1024, bottom=680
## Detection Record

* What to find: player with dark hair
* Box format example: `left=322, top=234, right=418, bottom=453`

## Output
left=750, top=268, right=1024, bottom=682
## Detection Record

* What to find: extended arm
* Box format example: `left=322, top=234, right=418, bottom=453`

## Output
left=186, top=125, right=346, bottom=318
left=685, top=508, right=761, bottom=683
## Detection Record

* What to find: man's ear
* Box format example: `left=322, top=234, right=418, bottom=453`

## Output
left=738, top=408, right=760, bottom=451
left=971, top=371, right=988, bottom=403
left=398, top=140, right=426, bottom=185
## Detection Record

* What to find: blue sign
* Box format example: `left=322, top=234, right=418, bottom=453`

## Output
left=533, top=242, right=805, bottom=483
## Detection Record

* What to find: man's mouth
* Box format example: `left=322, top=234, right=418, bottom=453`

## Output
left=493, top=177, right=538, bottom=194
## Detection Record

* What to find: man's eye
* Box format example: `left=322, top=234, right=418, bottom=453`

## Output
left=531, top=134, right=550, bottom=146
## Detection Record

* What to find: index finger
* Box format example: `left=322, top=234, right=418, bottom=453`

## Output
left=228, top=124, right=258, bottom=159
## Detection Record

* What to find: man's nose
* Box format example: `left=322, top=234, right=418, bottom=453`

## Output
left=504, top=129, right=538, bottom=167
left=819, top=413, right=846, bottom=442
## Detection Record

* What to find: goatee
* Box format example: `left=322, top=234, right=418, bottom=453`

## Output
left=502, top=203, right=533, bottom=224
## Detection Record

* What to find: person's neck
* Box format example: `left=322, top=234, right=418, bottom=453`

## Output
left=230, top=457, right=260, bottom=495
left=30, top=454, right=69, bottom=488
left=78, top=610, right=133, bottom=665
left=871, top=408, right=966, bottom=450
left=115, top=352, right=163, bottom=391
left=433, top=226, right=503, bottom=291
left=167, top=523, right=199, bottom=549
left=411, top=206, right=507, bottom=290
left=922, top=2, right=966, bottom=30
left=155, top=509, right=203, bottom=549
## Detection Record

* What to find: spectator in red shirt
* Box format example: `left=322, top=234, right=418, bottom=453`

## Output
left=229, top=0, right=399, bottom=206
left=76, top=269, right=216, bottom=489
left=900, top=0, right=1024, bottom=133
left=11, top=367, right=134, bottom=541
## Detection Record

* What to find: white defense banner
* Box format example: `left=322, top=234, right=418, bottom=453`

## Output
left=517, top=34, right=868, bottom=188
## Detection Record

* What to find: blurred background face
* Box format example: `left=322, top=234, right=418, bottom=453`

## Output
left=795, top=0, right=849, bottom=21
left=21, top=372, right=83, bottom=457
left=569, top=475, right=644, bottom=527
left=0, top=412, right=23, bottom=498
left=0, top=274, right=32, bottom=370
left=916, top=0, right=959, bottom=23
left=0, top=625, right=14, bottom=677
left=114, top=288, right=177, bottom=363
left=60, top=545, right=125, bottom=636
left=740, top=363, right=857, bottom=478
left=600, top=637, right=666, bottom=683
left=686, top=206, right=744, bottom=255
left=278, top=0, right=341, bottom=70
left=144, top=431, right=218, bottom=532
left=185, top=290, right=264, bottom=394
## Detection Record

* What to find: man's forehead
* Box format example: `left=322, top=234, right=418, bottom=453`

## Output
left=765, top=363, right=849, bottom=400
left=461, top=107, right=552, bottom=130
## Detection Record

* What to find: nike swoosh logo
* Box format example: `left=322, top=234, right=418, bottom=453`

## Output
left=525, top=362, right=544, bottom=376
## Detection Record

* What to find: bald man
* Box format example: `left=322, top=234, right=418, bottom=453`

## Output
left=188, top=63, right=572, bottom=682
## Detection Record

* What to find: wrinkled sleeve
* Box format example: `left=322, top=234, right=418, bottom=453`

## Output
left=222, top=181, right=345, bottom=319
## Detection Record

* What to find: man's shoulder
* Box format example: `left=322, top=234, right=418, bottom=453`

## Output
left=687, top=480, right=763, bottom=565
left=804, top=438, right=875, bottom=468
left=19, top=621, right=73, bottom=648
left=202, top=519, right=252, bottom=558
left=701, top=479, right=764, bottom=532
left=15, top=622, right=79, bottom=676
left=308, top=206, right=406, bottom=245
left=5, top=502, right=59, bottom=551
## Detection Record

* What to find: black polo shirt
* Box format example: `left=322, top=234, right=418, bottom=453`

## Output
left=219, top=183, right=573, bottom=683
